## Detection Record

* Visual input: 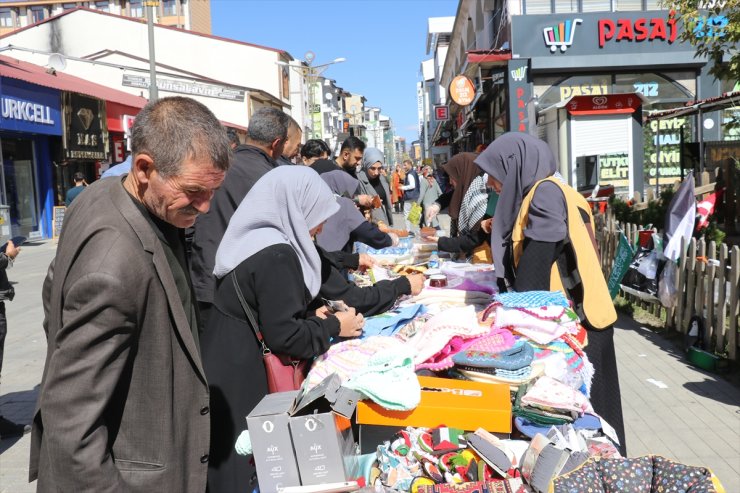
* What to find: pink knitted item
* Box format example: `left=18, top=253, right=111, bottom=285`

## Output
left=459, top=328, right=516, bottom=354
left=416, top=336, right=467, bottom=371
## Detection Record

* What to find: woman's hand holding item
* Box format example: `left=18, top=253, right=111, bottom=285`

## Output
left=314, top=306, right=332, bottom=319
left=389, top=232, right=400, bottom=246
left=405, top=273, right=425, bottom=295
left=425, top=203, right=440, bottom=224
left=357, top=253, right=377, bottom=271
left=336, top=307, right=365, bottom=338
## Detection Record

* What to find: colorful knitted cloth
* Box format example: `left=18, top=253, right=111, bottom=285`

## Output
left=493, top=290, right=570, bottom=309
left=416, top=327, right=516, bottom=372
left=343, top=346, right=421, bottom=411
left=405, top=305, right=489, bottom=366
left=493, top=305, right=578, bottom=345
left=305, top=336, right=409, bottom=390
left=520, top=376, right=592, bottom=415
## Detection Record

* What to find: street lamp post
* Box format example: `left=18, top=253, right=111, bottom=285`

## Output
left=278, top=55, right=345, bottom=140
left=144, top=0, right=159, bottom=101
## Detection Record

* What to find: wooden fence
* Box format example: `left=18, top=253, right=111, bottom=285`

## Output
left=596, top=212, right=740, bottom=361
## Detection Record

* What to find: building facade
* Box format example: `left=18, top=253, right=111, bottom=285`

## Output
left=0, top=0, right=211, bottom=36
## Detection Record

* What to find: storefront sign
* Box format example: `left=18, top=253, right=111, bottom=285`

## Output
left=490, top=69, right=506, bottom=85
left=62, top=92, right=109, bottom=161
left=0, top=77, right=62, bottom=136
left=512, top=11, right=692, bottom=60
left=122, top=74, right=246, bottom=102
left=598, top=12, right=677, bottom=48
left=507, top=59, right=532, bottom=133
left=434, top=105, right=449, bottom=121
left=560, top=80, right=609, bottom=100
left=645, top=116, right=687, bottom=183
left=449, top=75, right=476, bottom=106
left=599, top=152, right=630, bottom=190
left=566, top=94, right=642, bottom=115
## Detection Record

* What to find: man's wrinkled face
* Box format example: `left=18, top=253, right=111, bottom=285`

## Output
left=283, top=129, right=303, bottom=159
left=144, top=158, right=225, bottom=228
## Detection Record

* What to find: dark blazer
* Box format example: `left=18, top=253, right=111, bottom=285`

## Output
left=30, top=177, right=210, bottom=493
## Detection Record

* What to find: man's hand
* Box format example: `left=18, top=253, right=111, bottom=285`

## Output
left=480, top=218, right=493, bottom=234
left=356, top=195, right=374, bottom=208
left=357, top=253, right=377, bottom=271
left=6, top=240, right=20, bottom=260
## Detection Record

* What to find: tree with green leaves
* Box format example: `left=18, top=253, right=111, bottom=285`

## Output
left=664, top=0, right=739, bottom=84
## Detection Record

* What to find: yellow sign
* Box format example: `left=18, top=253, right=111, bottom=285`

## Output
left=560, top=80, right=609, bottom=100
left=449, top=75, right=476, bottom=106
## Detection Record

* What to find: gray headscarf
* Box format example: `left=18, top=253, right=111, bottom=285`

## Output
left=213, top=166, right=339, bottom=297
left=474, top=133, right=557, bottom=283
left=361, top=148, right=385, bottom=171
left=316, top=170, right=366, bottom=252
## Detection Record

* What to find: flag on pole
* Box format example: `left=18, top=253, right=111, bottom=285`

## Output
left=663, top=176, right=696, bottom=262
left=607, top=232, right=634, bottom=299
left=696, top=191, right=718, bottom=231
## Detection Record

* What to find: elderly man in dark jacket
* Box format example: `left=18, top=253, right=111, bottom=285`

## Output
left=189, top=107, right=290, bottom=326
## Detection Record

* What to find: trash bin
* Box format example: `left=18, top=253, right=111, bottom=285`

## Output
left=0, top=205, right=10, bottom=246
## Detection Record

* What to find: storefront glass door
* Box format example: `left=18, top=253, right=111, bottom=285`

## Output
left=1, top=137, right=40, bottom=238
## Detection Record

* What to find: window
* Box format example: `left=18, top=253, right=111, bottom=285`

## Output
left=582, top=0, right=611, bottom=11
left=62, top=3, right=78, bottom=11
left=0, top=8, right=13, bottom=27
left=29, top=6, right=45, bottom=23
left=94, top=0, right=109, bottom=12
left=555, top=0, right=578, bottom=13
left=524, top=0, right=552, bottom=14
left=129, top=0, right=143, bottom=17
left=162, top=0, right=177, bottom=16
left=614, top=0, right=641, bottom=10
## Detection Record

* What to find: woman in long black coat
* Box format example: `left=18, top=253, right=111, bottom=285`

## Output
left=201, top=167, right=366, bottom=492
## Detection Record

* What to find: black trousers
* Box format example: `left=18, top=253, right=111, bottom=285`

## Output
left=0, top=301, right=6, bottom=376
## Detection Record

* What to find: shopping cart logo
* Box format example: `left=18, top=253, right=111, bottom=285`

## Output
left=543, top=18, right=583, bottom=53
left=510, top=66, right=528, bottom=82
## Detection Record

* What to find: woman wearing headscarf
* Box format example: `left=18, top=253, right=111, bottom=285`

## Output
left=474, top=132, right=625, bottom=455
left=441, top=152, right=483, bottom=236
left=316, top=170, right=395, bottom=253
left=202, top=167, right=365, bottom=492
left=357, top=147, right=393, bottom=226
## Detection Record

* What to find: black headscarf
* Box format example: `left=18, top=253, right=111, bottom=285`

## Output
left=474, top=133, right=557, bottom=282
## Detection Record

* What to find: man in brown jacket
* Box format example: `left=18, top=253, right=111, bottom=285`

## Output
left=30, top=97, right=230, bottom=492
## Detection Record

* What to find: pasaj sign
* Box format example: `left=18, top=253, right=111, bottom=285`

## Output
left=62, top=92, right=109, bottom=161
left=598, top=11, right=677, bottom=48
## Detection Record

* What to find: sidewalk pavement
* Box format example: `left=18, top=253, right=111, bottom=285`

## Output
left=1, top=239, right=739, bottom=492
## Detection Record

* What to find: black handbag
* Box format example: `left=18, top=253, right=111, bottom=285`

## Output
left=230, top=271, right=308, bottom=393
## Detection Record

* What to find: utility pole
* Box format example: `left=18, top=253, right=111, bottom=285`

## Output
left=145, top=1, right=159, bottom=101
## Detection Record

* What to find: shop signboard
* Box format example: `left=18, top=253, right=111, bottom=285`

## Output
left=122, top=74, right=245, bottom=102
left=434, top=105, right=449, bottom=121
left=449, top=75, right=476, bottom=106
left=0, top=77, right=62, bottom=136
left=62, top=92, right=109, bottom=161
left=507, top=59, right=532, bottom=133
left=512, top=11, right=696, bottom=64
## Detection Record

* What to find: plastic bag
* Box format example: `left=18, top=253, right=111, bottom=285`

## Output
left=658, top=260, right=678, bottom=308
left=407, top=201, right=422, bottom=226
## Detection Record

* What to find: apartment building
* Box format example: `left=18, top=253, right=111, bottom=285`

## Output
left=0, top=0, right=211, bottom=35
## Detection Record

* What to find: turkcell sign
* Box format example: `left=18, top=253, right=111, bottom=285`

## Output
left=0, top=78, right=62, bottom=135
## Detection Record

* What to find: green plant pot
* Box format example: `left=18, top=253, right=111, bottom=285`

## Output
left=687, top=347, right=720, bottom=372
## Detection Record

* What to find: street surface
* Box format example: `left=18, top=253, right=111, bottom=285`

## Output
left=1, top=239, right=738, bottom=492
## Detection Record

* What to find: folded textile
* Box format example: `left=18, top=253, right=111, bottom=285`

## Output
left=457, top=328, right=517, bottom=355
left=416, top=335, right=469, bottom=371
left=305, top=336, right=409, bottom=389
left=344, top=346, right=420, bottom=410
left=453, top=340, right=534, bottom=370
left=494, top=305, right=578, bottom=345
left=494, top=290, right=570, bottom=309
left=520, top=376, right=591, bottom=415
left=406, top=305, right=489, bottom=365
left=514, top=413, right=603, bottom=439
left=495, top=366, right=533, bottom=379
left=361, top=303, right=426, bottom=339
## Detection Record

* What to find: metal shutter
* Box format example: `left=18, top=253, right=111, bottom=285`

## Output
left=571, top=115, right=631, bottom=157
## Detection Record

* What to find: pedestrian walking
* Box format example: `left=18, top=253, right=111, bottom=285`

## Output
left=0, top=238, right=29, bottom=440
left=64, top=171, right=86, bottom=206
left=418, top=165, right=442, bottom=228
left=400, top=159, right=421, bottom=233
left=474, top=132, right=624, bottom=454
left=30, top=97, right=230, bottom=492
left=391, top=165, right=404, bottom=213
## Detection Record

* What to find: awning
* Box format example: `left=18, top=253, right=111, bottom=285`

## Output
left=1, top=54, right=148, bottom=108
left=645, top=91, right=740, bottom=121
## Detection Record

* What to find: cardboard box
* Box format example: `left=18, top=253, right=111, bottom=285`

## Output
left=356, top=376, right=512, bottom=433
left=289, top=374, right=360, bottom=485
left=247, top=391, right=302, bottom=493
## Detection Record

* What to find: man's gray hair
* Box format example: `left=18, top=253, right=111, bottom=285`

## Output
left=131, top=97, right=231, bottom=177
left=246, top=107, right=290, bottom=146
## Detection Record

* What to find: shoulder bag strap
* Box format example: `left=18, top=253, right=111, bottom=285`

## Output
left=230, top=270, right=270, bottom=354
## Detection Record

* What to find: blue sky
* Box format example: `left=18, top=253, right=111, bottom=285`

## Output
left=211, top=0, right=458, bottom=145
